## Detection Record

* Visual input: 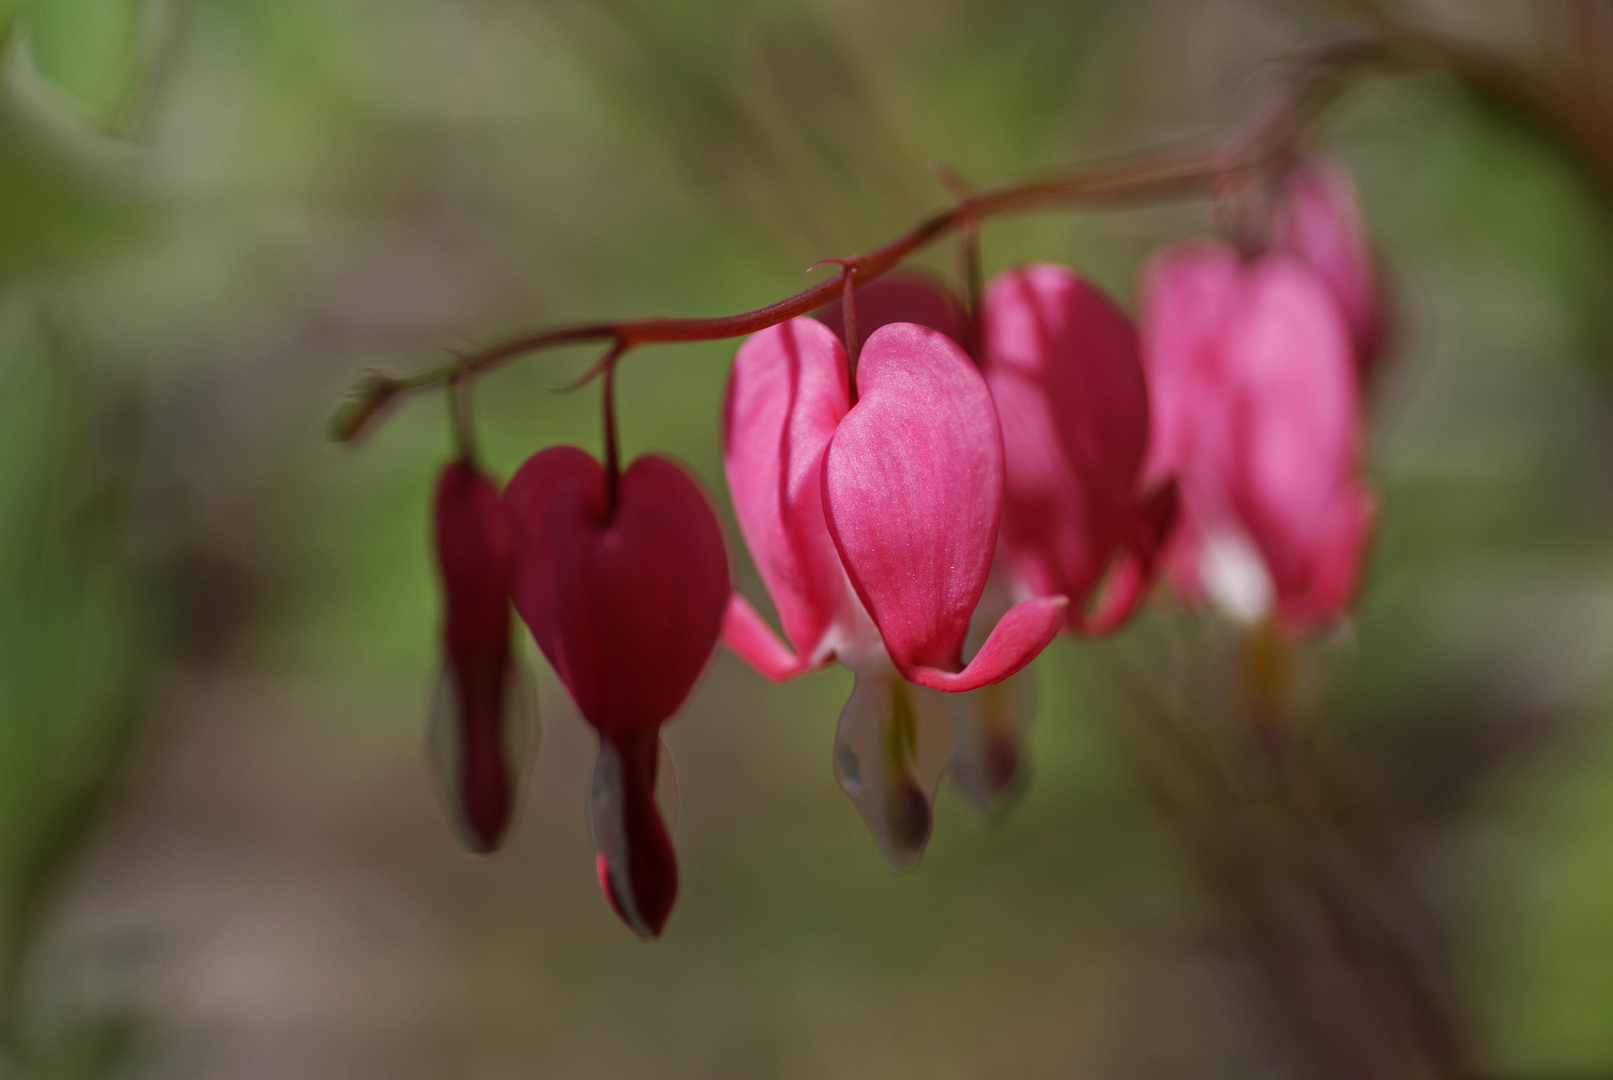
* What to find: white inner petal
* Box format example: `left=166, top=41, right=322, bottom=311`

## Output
left=1199, top=530, right=1275, bottom=626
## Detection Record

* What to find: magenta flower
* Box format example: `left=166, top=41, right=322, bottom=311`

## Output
left=1270, top=158, right=1384, bottom=381
left=430, top=459, right=531, bottom=854
left=980, top=263, right=1178, bottom=635
left=811, top=269, right=1174, bottom=812
left=1140, top=243, right=1374, bottom=634
left=721, top=316, right=1066, bottom=866
left=504, top=447, right=728, bottom=937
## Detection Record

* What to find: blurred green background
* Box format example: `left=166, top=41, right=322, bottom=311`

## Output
left=6, top=0, right=1613, bottom=1076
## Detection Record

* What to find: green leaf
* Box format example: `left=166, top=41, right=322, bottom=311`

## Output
left=19, top=0, right=143, bottom=127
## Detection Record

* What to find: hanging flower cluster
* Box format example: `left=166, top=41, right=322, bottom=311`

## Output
left=419, top=154, right=1382, bottom=936
left=430, top=439, right=729, bottom=939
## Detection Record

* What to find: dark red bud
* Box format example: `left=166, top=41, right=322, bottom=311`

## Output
left=432, top=460, right=524, bottom=853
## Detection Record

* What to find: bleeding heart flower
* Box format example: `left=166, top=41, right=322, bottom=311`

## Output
left=721, top=315, right=1065, bottom=867
left=504, top=446, right=728, bottom=937
left=980, top=263, right=1178, bottom=635
left=429, top=459, right=533, bottom=854
left=1270, top=158, right=1384, bottom=382
left=809, top=268, right=1174, bottom=817
left=1140, top=243, right=1374, bottom=635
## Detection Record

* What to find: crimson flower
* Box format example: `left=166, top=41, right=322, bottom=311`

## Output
left=1140, top=242, right=1374, bottom=634
left=430, top=459, right=531, bottom=853
left=504, top=447, right=728, bottom=938
left=721, top=315, right=1066, bottom=866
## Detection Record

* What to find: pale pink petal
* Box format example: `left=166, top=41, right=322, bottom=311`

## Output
left=1138, top=243, right=1243, bottom=500
left=982, top=263, right=1150, bottom=612
left=1272, top=159, right=1383, bottom=376
left=1225, top=256, right=1362, bottom=608
left=1274, top=481, right=1375, bottom=633
left=831, top=667, right=954, bottom=871
left=822, top=322, right=1004, bottom=676
left=723, top=319, right=853, bottom=672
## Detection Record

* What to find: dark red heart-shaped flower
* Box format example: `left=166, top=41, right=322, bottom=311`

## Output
left=504, top=446, right=728, bottom=937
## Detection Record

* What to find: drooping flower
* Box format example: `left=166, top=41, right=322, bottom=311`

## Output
left=1270, top=158, right=1384, bottom=382
left=980, top=263, right=1178, bottom=635
left=721, top=316, right=1066, bottom=867
left=504, top=447, right=728, bottom=937
left=429, top=459, right=532, bottom=853
left=810, top=269, right=1175, bottom=812
left=1140, top=243, right=1374, bottom=634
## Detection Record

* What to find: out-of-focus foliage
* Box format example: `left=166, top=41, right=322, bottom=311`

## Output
left=0, top=316, right=166, bottom=1076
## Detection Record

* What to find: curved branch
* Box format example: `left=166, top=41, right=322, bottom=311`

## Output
left=331, top=40, right=1381, bottom=443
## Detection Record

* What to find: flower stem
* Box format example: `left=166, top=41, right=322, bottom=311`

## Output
left=447, top=372, right=476, bottom=462
left=840, top=266, right=860, bottom=404
left=600, top=342, right=625, bottom=516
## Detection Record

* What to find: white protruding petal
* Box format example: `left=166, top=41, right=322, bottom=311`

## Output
left=946, top=563, right=1037, bottom=814
left=588, top=743, right=654, bottom=937
left=1199, top=530, right=1275, bottom=626
left=946, top=667, right=1036, bottom=815
left=833, top=668, right=954, bottom=872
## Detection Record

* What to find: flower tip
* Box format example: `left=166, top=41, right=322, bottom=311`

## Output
left=883, top=778, right=933, bottom=870
left=462, top=802, right=511, bottom=855
left=596, top=851, right=675, bottom=939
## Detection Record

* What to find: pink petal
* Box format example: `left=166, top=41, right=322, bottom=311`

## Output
left=1272, top=159, right=1383, bottom=378
left=1225, top=256, right=1362, bottom=604
left=821, top=322, right=1005, bottom=676
left=813, top=271, right=970, bottom=356
left=982, top=263, right=1150, bottom=613
left=504, top=446, right=729, bottom=739
left=1273, top=481, right=1375, bottom=633
left=906, top=595, right=1066, bottom=691
left=1069, top=480, right=1180, bottom=635
left=1141, top=243, right=1374, bottom=633
left=1138, top=243, right=1243, bottom=511
left=722, top=318, right=853, bottom=673
left=720, top=592, right=819, bottom=680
